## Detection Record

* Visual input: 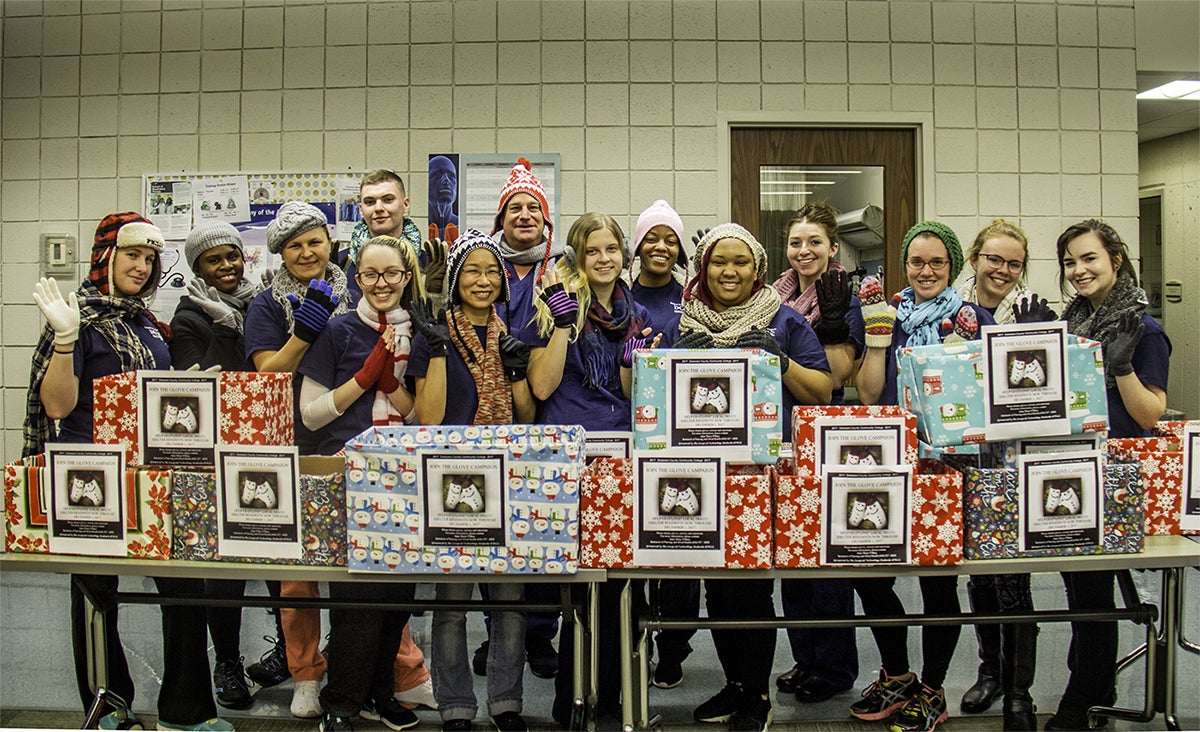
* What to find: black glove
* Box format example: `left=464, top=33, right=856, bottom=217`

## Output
left=813, top=269, right=853, bottom=345
left=691, top=228, right=711, bottom=251
left=1012, top=294, right=1058, bottom=324
left=410, top=299, right=450, bottom=358
left=736, top=328, right=790, bottom=374
left=498, top=333, right=531, bottom=382
left=285, top=279, right=339, bottom=343
left=674, top=331, right=715, bottom=349
left=1104, top=310, right=1143, bottom=377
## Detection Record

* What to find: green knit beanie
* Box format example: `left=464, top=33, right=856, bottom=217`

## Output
left=901, top=221, right=964, bottom=283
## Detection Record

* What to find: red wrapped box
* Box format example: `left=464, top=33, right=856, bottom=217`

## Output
left=791, top=405, right=919, bottom=478
left=1107, top=437, right=1190, bottom=536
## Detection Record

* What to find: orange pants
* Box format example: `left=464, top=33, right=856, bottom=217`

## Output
left=279, top=580, right=430, bottom=688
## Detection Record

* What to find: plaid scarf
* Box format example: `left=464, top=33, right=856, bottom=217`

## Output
left=679, top=285, right=781, bottom=347
left=1062, top=271, right=1147, bottom=389
left=24, top=280, right=167, bottom=457
left=448, top=307, right=514, bottom=424
left=354, top=298, right=412, bottom=425
left=580, top=282, right=643, bottom=390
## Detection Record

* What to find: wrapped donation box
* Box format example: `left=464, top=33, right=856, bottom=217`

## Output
left=774, top=461, right=962, bottom=567
left=790, top=405, right=918, bottom=477
left=896, top=330, right=1109, bottom=447
left=959, top=454, right=1143, bottom=559
left=632, top=349, right=784, bottom=464
left=93, top=370, right=294, bottom=467
left=579, top=457, right=773, bottom=569
left=1108, top=431, right=1199, bottom=536
left=171, top=456, right=347, bottom=566
left=343, top=425, right=583, bottom=575
left=5, top=457, right=172, bottom=559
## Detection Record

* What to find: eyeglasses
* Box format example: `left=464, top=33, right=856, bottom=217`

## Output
left=905, top=258, right=950, bottom=272
left=461, top=267, right=504, bottom=282
left=979, top=253, right=1025, bottom=274
left=356, top=269, right=409, bottom=286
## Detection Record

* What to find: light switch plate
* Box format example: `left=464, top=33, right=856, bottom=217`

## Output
left=40, top=233, right=77, bottom=278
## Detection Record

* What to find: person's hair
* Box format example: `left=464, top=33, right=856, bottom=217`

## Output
left=785, top=200, right=840, bottom=246
left=355, top=236, right=424, bottom=308
left=1055, top=218, right=1137, bottom=294
left=969, top=218, right=1029, bottom=281
left=360, top=169, right=407, bottom=197
left=533, top=212, right=626, bottom=339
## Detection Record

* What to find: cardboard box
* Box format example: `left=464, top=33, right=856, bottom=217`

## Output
left=791, top=405, right=918, bottom=477
left=93, top=370, right=294, bottom=467
left=342, top=425, right=582, bottom=575
left=171, top=456, right=346, bottom=565
left=4, top=459, right=172, bottom=559
left=632, top=349, right=783, bottom=464
left=896, top=336, right=1109, bottom=447
left=1107, top=437, right=1191, bottom=536
left=579, top=458, right=773, bottom=569
left=959, top=461, right=1143, bottom=559
left=773, top=465, right=963, bottom=567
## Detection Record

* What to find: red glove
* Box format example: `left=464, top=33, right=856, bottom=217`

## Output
left=355, top=337, right=391, bottom=390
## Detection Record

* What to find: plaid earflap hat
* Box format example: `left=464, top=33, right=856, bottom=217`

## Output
left=88, top=212, right=165, bottom=297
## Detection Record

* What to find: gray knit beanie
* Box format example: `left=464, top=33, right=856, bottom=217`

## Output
left=266, top=201, right=328, bottom=254
left=184, top=220, right=244, bottom=270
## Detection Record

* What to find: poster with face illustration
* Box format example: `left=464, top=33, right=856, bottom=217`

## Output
left=633, top=453, right=724, bottom=566
left=1017, top=451, right=1102, bottom=553
left=216, top=445, right=301, bottom=560
left=421, top=452, right=506, bottom=547
left=981, top=323, right=1070, bottom=440
left=820, top=467, right=912, bottom=565
left=138, top=371, right=219, bottom=467
left=46, top=443, right=127, bottom=556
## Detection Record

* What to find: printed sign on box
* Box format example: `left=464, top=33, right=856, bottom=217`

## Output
left=791, top=405, right=918, bottom=477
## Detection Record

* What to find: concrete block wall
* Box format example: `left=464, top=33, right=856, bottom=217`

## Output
left=1, top=0, right=1143, bottom=457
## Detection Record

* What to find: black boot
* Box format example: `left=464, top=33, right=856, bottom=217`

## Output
left=1001, top=622, right=1038, bottom=732
left=961, top=577, right=1003, bottom=713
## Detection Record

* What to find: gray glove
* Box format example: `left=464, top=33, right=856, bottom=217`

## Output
left=186, top=278, right=237, bottom=329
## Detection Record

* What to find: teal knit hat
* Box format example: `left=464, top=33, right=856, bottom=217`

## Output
left=901, top=221, right=964, bottom=283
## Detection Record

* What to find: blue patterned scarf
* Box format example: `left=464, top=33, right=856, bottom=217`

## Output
left=895, top=286, right=963, bottom=347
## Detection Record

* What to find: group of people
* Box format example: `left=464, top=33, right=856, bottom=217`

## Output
left=26, top=156, right=1169, bottom=732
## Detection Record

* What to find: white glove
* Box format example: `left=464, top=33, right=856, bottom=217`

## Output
left=186, top=278, right=238, bottom=329
left=33, top=277, right=80, bottom=346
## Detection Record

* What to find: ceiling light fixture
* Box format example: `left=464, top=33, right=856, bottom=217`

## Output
left=1136, top=80, right=1200, bottom=100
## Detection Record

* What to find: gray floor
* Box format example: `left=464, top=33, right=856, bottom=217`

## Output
left=1, top=570, right=1197, bottom=731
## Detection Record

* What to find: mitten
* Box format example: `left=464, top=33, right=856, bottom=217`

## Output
left=942, top=306, right=979, bottom=345
left=858, top=276, right=897, bottom=349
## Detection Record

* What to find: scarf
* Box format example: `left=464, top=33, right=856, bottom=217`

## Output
left=678, top=286, right=782, bottom=347
left=355, top=297, right=412, bottom=425
left=348, top=218, right=422, bottom=264
left=1062, top=271, right=1147, bottom=389
left=493, top=231, right=564, bottom=284
left=957, top=277, right=1029, bottom=326
left=23, top=281, right=166, bottom=457
left=773, top=261, right=846, bottom=325
left=580, top=282, right=643, bottom=390
left=895, top=286, right=964, bottom=347
left=448, top=307, right=514, bottom=424
left=270, top=264, right=351, bottom=335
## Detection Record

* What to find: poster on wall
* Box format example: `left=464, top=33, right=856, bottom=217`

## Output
left=146, top=179, right=194, bottom=238
left=334, top=176, right=362, bottom=242
left=193, top=176, right=251, bottom=225
left=457, top=154, right=560, bottom=237
left=982, top=323, right=1071, bottom=440
left=46, top=443, right=128, bottom=557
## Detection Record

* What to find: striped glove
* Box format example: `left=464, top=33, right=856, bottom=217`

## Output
left=859, top=276, right=897, bottom=349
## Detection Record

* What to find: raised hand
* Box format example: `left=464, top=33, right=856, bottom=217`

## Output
left=355, top=333, right=392, bottom=389
left=1012, top=294, right=1058, bottom=324
left=813, top=269, right=853, bottom=345
left=186, top=278, right=237, bottom=329
left=498, top=333, right=531, bottom=382
left=942, top=306, right=979, bottom=344
left=410, top=299, right=450, bottom=357
left=858, top=276, right=897, bottom=349
left=285, top=279, right=339, bottom=343
left=422, top=225, right=448, bottom=296
left=1104, top=310, right=1144, bottom=377
left=33, top=277, right=80, bottom=346
left=620, top=328, right=652, bottom=368
left=537, top=271, right=579, bottom=330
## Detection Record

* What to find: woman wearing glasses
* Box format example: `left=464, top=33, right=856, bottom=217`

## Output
left=851, top=222, right=995, bottom=732
left=295, top=235, right=422, bottom=732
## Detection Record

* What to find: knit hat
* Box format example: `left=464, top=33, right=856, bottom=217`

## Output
left=88, top=212, right=164, bottom=297
left=630, top=199, right=689, bottom=277
left=693, top=223, right=769, bottom=281
left=447, top=228, right=510, bottom=306
left=184, top=220, right=244, bottom=271
left=491, top=157, right=552, bottom=241
left=266, top=201, right=328, bottom=254
left=901, top=220, right=964, bottom=283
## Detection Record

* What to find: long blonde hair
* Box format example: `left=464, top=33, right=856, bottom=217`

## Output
left=533, top=212, right=628, bottom=340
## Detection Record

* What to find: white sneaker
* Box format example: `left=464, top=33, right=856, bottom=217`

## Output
left=394, top=677, right=438, bottom=710
left=862, top=500, right=887, bottom=529
left=706, top=384, right=728, bottom=412
left=1045, top=485, right=1061, bottom=513
left=459, top=483, right=483, bottom=512
left=241, top=478, right=257, bottom=506
left=255, top=481, right=277, bottom=509
left=445, top=481, right=463, bottom=510
left=1009, top=357, right=1027, bottom=386
left=1058, top=486, right=1080, bottom=515
left=660, top=485, right=678, bottom=512
left=691, top=384, right=709, bottom=411
left=162, top=403, right=178, bottom=429
left=675, top=487, right=699, bottom=516
left=290, top=679, right=322, bottom=718
left=175, top=404, right=198, bottom=432
left=848, top=498, right=867, bottom=527
left=1024, top=358, right=1046, bottom=387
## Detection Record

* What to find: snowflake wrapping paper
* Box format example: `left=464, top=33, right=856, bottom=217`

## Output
left=791, top=405, right=919, bottom=477
left=896, top=336, right=1109, bottom=448
left=959, top=461, right=1144, bottom=559
left=631, top=349, right=783, bottom=464
left=92, top=371, right=294, bottom=467
left=171, top=465, right=347, bottom=566
left=774, top=466, right=962, bottom=567
left=1152, top=420, right=1200, bottom=441
left=341, top=425, right=582, bottom=575
left=1107, top=437, right=1191, bottom=536
left=578, top=458, right=773, bottom=569
left=5, top=461, right=172, bottom=559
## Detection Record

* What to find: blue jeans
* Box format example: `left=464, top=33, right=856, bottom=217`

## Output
left=432, top=583, right=525, bottom=721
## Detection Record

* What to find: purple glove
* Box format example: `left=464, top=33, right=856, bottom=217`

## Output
left=621, top=332, right=649, bottom=368
left=539, top=282, right=579, bottom=329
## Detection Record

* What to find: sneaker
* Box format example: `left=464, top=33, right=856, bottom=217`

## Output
left=99, top=711, right=142, bottom=730
left=212, top=657, right=252, bottom=710
left=849, top=670, right=919, bottom=721
left=394, top=678, right=438, bottom=710
left=694, top=682, right=745, bottom=724
left=729, top=697, right=772, bottom=732
left=246, top=636, right=291, bottom=687
left=491, top=711, right=528, bottom=731
left=156, top=720, right=234, bottom=731
left=888, top=684, right=948, bottom=732
left=472, top=640, right=489, bottom=676
left=290, top=679, right=322, bottom=719
left=526, top=636, right=558, bottom=678
left=320, top=711, right=355, bottom=732
left=360, top=695, right=418, bottom=731
left=652, top=656, right=684, bottom=689
left=776, top=665, right=809, bottom=694
left=443, top=721, right=474, bottom=732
